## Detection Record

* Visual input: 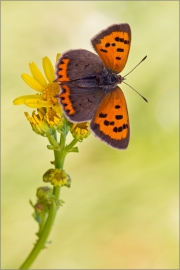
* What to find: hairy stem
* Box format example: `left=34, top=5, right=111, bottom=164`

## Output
left=19, top=131, right=67, bottom=269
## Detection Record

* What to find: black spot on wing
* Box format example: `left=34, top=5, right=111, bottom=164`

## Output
left=104, top=120, right=110, bottom=126
left=117, top=48, right=124, bottom=52
left=115, top=115, right=123, bottom=120
left=99, top=113, right=107, bottom=118
left=105, top=43, right=110, bottom=47
left=100, top=49, right=108, bottom=53
left=113, top=123, right=128, bottom=133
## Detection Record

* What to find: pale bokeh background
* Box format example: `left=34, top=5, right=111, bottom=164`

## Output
left=2, top=1, right=179, bottom=269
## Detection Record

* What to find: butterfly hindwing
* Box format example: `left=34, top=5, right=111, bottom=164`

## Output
left=90, top=86, right=130, bottom=149
left=91, top=23, right=131, bottom=74
left=55, top=49, right=104, bottom=83
left=60, top=83, right=105, bottom=122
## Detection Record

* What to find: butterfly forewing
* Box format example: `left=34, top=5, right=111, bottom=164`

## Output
left=90, top=86, right=130, bottom=149
left=55, top=49, right=104, bottom=83
left=91, top=24, right=131, bottom=74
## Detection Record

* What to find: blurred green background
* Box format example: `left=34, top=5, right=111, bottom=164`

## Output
left=2, top=1, right=179, bottom=269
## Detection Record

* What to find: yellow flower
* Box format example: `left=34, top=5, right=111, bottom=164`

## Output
left=70, top=122, right=91, bottom=141
left=13, top=54, right=62, bottom=113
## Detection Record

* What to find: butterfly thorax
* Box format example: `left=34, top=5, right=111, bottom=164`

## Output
left=96, top=67, right=123, bottom=87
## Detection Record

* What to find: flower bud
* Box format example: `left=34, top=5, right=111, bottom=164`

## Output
left=36, top=186, right=53, bottom=204
left=70, top=122, right=90, bottom=141
left=43, top=169, right=71, bottom=188
left=25, top=110, right=51, bottom=136
left=34, top=202, right=46, bottom=213
left=44, top=108, right=64, bottom=132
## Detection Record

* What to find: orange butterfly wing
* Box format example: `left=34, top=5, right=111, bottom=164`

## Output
left=91, top=23, right=131, bottom=74
left=90, top=86, right=130, bottom=149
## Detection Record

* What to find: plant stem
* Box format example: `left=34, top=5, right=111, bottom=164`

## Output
left=19, top=131, right=67, bottom=269
left=65, top=138, right=79, bottom=152
left=19, top=200, right=57, bottom=269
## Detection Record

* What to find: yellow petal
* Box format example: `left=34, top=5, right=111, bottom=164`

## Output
left=13, top=95, right=43, bottom=105
left=24, top=99, right=53, bottom=108
left=24, top=102, right=44, bottom=108
left=24, top=112, right=36, bottom=124
left=33, top=114, right=41, bottom=124
left=37, top=100, right=54, bottom=107
left=56, top=53, right=61, bottom=63
left=42, top=57, right=55, bottom=83
left=38, top=110, right=44, bottom=120
left=29, top=62, right=47, bottom=88
left=21, top=74, right=44, bottom=92
left=24, top=112, right=31, bottom=120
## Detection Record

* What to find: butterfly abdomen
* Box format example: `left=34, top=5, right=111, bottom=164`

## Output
left=70, top=76, right=100, bottom=88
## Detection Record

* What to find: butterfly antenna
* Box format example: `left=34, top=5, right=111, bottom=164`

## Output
left=123, top=81, right=148, bottom=103
left=123, top=55, right=147, bottom=78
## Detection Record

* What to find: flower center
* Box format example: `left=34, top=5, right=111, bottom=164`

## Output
left=42, top=83, right=60, bottom=105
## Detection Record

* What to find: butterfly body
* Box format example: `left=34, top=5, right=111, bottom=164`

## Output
left=55, top=24, right=132, bottom=149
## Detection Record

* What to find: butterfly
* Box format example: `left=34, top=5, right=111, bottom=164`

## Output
left=55, top=23, right=136, bottom=149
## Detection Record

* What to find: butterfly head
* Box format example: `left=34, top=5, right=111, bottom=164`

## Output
left=117, top=74, right=125, bottom=85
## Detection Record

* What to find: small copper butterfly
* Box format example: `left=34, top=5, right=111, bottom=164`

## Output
left=55, top=23, right=144, bottom=149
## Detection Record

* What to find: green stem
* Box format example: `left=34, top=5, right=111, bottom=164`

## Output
left=19, top=200, right=57, bottom=269
left=37, top=211, right=48, bottom=237
left=65, top=138, right=78, bottom=152
left=19, top=131, right=67, bottom=269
